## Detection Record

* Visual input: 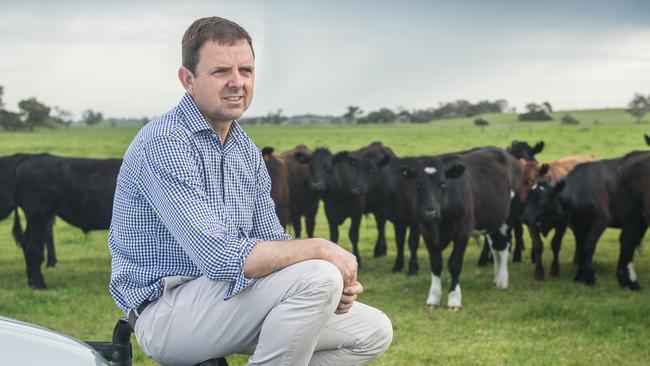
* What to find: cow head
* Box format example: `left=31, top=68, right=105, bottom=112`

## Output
left=399, top=158, right=465, bottom=246
left=522, top=178, right=566, bottom=226
left=645, top=134, right=650, bottom=146
left=297, top=147, right=334, bottom=192
left=338, top=150, right=391, bottom=196
left=519, top=160, right=551, bottom=202
left=507, top=140, right=545, bottom=162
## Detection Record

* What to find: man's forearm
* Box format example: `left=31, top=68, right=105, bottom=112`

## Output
left=243, top=238, right=328, bottom=278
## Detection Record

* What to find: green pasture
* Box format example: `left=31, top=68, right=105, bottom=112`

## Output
left=1, top=110, right=649, bottom=365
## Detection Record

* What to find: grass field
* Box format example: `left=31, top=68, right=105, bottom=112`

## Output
left=1, top=109, right=650, bottom=365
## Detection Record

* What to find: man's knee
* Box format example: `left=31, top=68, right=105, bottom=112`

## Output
left=296, top=259, right=343, bottom=303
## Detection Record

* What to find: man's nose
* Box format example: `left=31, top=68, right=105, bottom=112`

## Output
left=227, top=72, right=243, bottom=88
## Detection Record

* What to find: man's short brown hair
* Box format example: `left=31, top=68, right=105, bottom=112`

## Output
left=182, top=16, right=254, bottom=75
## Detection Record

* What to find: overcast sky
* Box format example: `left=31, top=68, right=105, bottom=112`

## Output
left=1, top=0, right=649, bottom=119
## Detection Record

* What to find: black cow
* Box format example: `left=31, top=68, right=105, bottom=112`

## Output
left=503, top=139, right=545, bottom=264
left=400, top=148, right=521, bottom=309
left=334, top=142, right=394, bottom=258
left=377, top=156, right=421, bottom=275
left=281, top=145, right=318, bottom=238
left=13, top=154, right=122, bottom=289
left=522, top=158, right=622, bottom=286
left=615, top=150, right=649, bottom=291
left=645, top=134, right=650, bottom=146
left=0, top=154, right=57, bottom=267
left=295, top=143, right=393, bottom=266
left=261, top=147, right=291, bottom=228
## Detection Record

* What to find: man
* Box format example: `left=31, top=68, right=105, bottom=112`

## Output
left=108, top=16, right=392, bottom=366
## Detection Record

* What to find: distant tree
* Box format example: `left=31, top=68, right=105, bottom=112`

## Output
left=52, top=106, right=74, bottom=129
left=0, top=85, right=4, bottom=108
left=82, top=109, right=103, bottom=126
left=626, top=93, right=649, bottom=123
left=560, top=114, right=580, bottom=125
left=343, top=105, right=363, bottom=123
left=474, top=117, right=489, bottom=127
left=519, top=102, right=552, bottom=122
left=18, top=97, right=52, bottom=131
left=0, top=109, right=24, bottom=131
left=358, top=108, right=396, bottom=124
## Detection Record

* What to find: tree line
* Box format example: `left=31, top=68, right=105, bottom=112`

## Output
left=0, top=86, right=104, bottom=131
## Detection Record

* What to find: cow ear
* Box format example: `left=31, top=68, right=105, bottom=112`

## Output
left=645, top=134, right=650, bottom=146
left=378, top=154, right=391, bottom=168
left=552, top=180, right=566, bottom=194
left=294, top=152, right=310, bottom=164
left=262, top=147, right=274, bottom=161
left=539, top=163, right=550, bottom=176
left=445, top=164, right=465, bottom=179
left=398, top=166, right=416, bottom=179
left=533, top=141, right=545, bottom=155
left=333, top=151, right=349, bottom=165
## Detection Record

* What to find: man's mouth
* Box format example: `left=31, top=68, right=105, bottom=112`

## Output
left=223, top=96, right=244, bottom=102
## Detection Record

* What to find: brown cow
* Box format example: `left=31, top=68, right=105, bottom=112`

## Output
left=281, top=145, right=319, bottom=238
left=520, top=154, right=595, bottom=280
left=262, top=147, right=291, bottom=229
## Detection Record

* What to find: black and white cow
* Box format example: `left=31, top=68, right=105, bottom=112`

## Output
left=13, top=154, right=121, bottom=289
left=399, top=147, right=521, bottom=309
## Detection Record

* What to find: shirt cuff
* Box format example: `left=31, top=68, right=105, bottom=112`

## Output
left=223, top=228, right=262, bottom=300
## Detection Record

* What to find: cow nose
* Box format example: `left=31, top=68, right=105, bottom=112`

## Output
left=423, top=209, right=439, bottom=221
left=351, top=186, right=364, bottom=195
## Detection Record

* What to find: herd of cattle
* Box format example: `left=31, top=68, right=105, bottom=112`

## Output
left=1, top=135, right=649, bottom=309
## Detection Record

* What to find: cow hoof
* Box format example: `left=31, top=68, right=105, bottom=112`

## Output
left=30, top=284, right=47, bottom=290
left=448, top=306, right=461, bottom=312
left=535, top=270, right=545, bottom=281
left=407, top=269, right=418, bottom=277
left=392, top=265, right=403, bottom=273
left=46, top=262, right=57, bottom=268
left=513, top=254, right=522, bottom=263
left=628, top=282, right=641, bottom=291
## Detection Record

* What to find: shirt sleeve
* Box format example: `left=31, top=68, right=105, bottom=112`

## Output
left=250, top=151, right=293, bottom=241
left=138, top=135, right=258, bottom=299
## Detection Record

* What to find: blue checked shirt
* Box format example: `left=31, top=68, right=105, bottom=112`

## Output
left=108, top=93, right=291, bottom=313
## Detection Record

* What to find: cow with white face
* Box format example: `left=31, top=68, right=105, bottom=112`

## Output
left=399, top=147, right=521, bottom=310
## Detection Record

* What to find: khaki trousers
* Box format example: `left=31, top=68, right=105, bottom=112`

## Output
left=134, top=260, right=393, bottom=366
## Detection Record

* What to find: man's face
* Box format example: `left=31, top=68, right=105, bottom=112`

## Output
left=184, top=39, right=255, bottom=125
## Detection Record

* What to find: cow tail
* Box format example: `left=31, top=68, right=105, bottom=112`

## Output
left=12, top=207, right=24, bottom=247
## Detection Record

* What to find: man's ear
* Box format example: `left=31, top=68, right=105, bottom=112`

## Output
left=178, top=66, right=195, bottom=94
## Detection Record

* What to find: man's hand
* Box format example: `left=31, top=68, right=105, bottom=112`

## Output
left=336, top=281, right=363, bottom=314
left=319, top=239, right=358, bottom=287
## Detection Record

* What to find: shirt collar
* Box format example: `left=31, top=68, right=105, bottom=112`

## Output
left=177, top=92, right=244, bottom=143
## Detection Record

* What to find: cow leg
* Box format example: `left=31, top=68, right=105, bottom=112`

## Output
left=407, top=225, right=420, bottom=276
left=529, top=224, right=545, bottom=280
left=617, top=219, right=646, bottom=291
left=373, top=213, right=387, bottom=258
left=22, top=216, right=50, bottom=289
left=477, top=238, right=492, bottom=267
left=348, top=214, right=362, bottom=268
left=512, top=219, right=524, bottom=263
left=45, top=218, right=56, bottom=268
left=305, top=202, right=318, bottom=238
left=488, top=225, right=510, bottom=290
left=447, top=237, right=468, bottom=310
left=392, top=223, right=406, bottom=272
left=549, top=224, right=567, bottom=277
left=424, top=237, right=443, bottom=308
left=291, top=213, right=303, bottom=238
left=574, top=223, right=606, bottom=286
